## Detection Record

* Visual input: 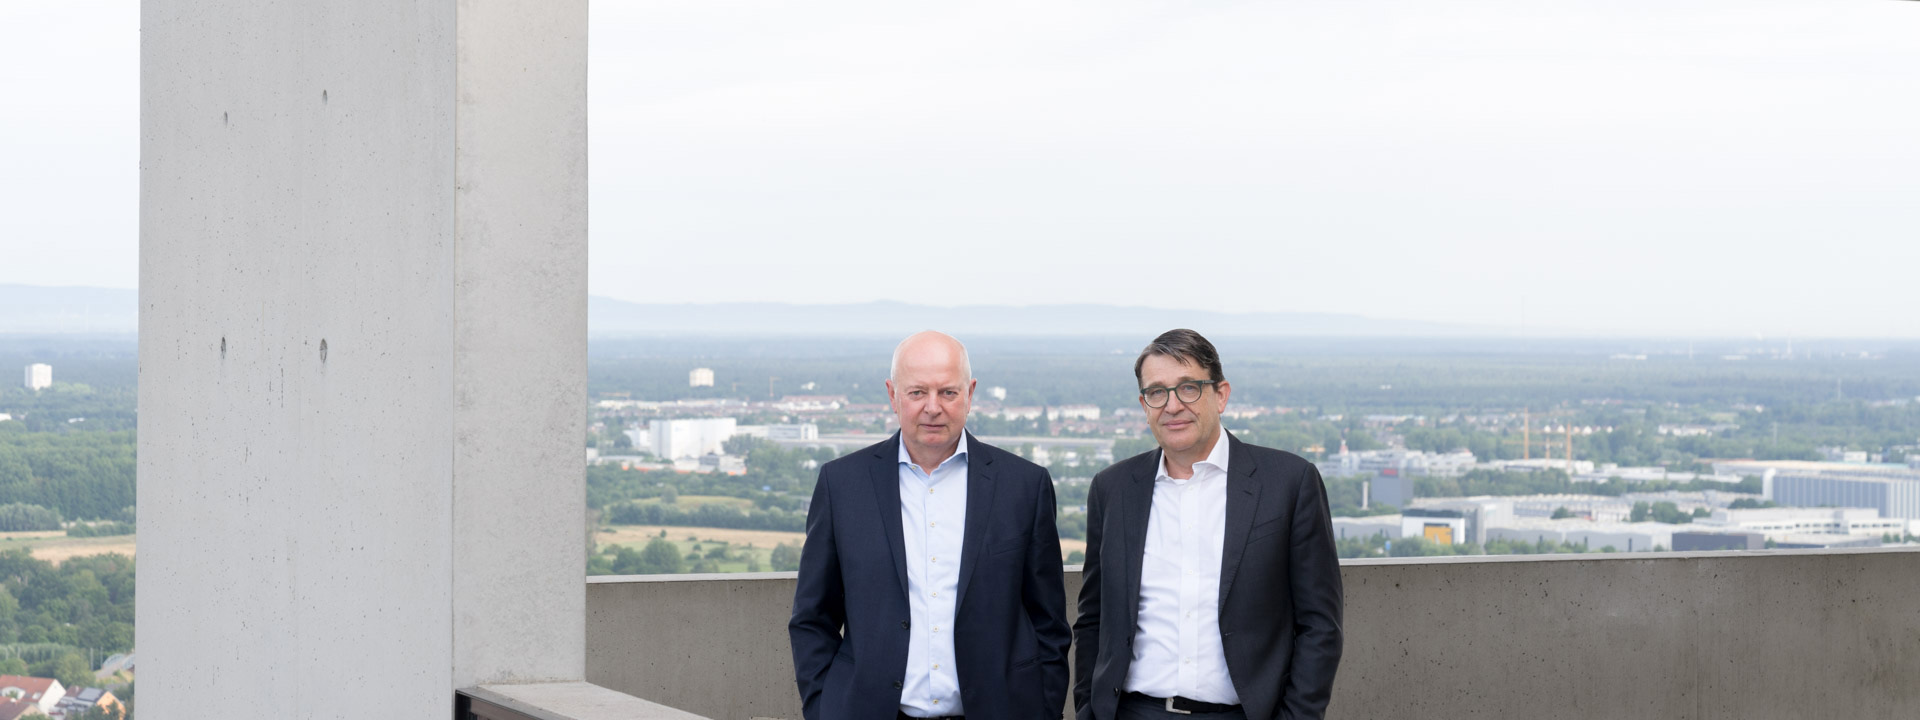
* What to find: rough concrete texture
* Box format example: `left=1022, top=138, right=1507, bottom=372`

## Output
left=586, top=550, right=1920, bottom=720
left=450, top=0, right=590, bottom=688
left=470, top=682, right=710, bottom=720
left=140, top=0, right=584, bottom=715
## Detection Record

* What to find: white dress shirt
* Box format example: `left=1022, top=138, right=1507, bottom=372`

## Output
left=898, top=434, right=969, bottom=717
left=1124, top=431, right=1239, bottom=704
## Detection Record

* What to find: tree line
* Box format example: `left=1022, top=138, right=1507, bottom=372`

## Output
left=0, top=430, right=137, bottom=521
left=0, top=549, right=134, bottom=691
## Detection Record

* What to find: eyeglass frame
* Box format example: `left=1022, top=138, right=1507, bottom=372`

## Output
left=1139, top=379, right=1220, bottom=408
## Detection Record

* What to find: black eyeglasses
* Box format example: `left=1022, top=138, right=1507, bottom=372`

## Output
left=1140, top=380, right=1217, bottom=408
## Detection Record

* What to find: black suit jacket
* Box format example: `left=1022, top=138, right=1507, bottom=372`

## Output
left=789, top=432, right=1071, bottom=720
left=1072, top=433, right=1343, bottom=720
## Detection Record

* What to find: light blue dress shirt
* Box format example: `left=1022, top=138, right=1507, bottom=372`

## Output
left=898, top=434, right=969, bottom=718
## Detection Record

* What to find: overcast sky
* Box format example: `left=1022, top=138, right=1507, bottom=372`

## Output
left=4, top=0, right=1917, bottom=337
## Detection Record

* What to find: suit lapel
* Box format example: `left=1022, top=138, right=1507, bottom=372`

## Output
left=1217, top=433, right=1262, bottom=612
left=1120, top=450, right=1157, bottom=627
left=955, top=433, right=997, bottom=609
left=868, top=433, right=909, bottom=597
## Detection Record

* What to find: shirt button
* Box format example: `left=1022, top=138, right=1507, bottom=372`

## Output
left=932, top=592, right=939, bottom=597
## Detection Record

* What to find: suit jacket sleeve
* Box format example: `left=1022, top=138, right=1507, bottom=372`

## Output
left=1283, top=463, right=1344, bottom=719
left=1025, top=467, right=1072, bottom=717
left=1070, top=475, right=1105, bottom=720
left=789, top=468, right=845, bottom=720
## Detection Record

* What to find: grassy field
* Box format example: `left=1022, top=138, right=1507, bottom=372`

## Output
left=0, top=531, right=137, bottom=564
left=596, top=524, right=1085, bottom=573
left=628, top=495, right=757, bottom=511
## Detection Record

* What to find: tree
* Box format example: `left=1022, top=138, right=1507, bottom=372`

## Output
left=30, top=650, right=92, bottom=690
left=1066, top=550, right=1085, bottom=564
left=770, top=543, right=801, bottom=572
left=1551, top=506, right=1573, bottom=519
left=641, top=539, right=686, bottom=574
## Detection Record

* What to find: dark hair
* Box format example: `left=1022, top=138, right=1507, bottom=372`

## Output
left=1133, top=329, right=1225, bottom=386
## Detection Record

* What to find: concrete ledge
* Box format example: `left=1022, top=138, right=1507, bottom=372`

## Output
left=466, top=682, right=709, bottom=720
left=588, top=548, right=1920, bottom=720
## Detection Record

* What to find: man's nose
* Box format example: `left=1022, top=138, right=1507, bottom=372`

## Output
left=1162, top=393, right=1189, bottom=414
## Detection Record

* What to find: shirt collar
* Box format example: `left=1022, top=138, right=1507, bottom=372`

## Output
left=1155, top=430, right=1231, bottom=483
left=899, top=431, right=970, bottom=471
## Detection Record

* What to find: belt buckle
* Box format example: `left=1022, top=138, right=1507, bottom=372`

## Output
left=1165, top=696, right=1192, bottom=715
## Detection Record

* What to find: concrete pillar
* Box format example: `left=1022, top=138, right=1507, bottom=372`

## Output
left=139, top=0, right=586, bottom=715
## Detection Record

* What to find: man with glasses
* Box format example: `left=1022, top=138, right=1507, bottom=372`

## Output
left=1073, top=329, right=1343, bottom=720
left=791, top=331, right=1071, bottom=720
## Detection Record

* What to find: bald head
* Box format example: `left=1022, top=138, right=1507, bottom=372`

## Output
left=890, top=331, right=973, bottom=382
left=887, top=331, right=977, bottom=466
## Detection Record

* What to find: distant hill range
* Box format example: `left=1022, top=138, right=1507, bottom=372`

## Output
left=0, top=284, right=1489, bottom=337
left=587, top=297, right=1489, bottom=337
left=0, top=284, right=139, bottom=334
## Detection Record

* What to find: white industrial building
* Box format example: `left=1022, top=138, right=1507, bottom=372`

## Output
left=1047, top=405, right=1102, bottom=421
left=734, top=423, right=818, bottom=441
left=990, top=406, right=1044, bottom=421
left=1691, top=507, right=1905, bottom=540
left=1485, top=518, right=1675, bottom=553
left=1575, top=465, right=1744, bottom=485
left=1322, top=448, right=1477, bottom=479
left=688, top=367, right=715, bottom=387
left=1715, top=460, right=1920, bottom=521
left=1331, top=512, right=1469, bottom=546
left=23, top=363, right=52, bottom=390
left=634, top=418, right=737, bottom=461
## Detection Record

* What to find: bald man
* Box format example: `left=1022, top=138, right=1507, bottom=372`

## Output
left=790, top=331, right=1071, bottom=720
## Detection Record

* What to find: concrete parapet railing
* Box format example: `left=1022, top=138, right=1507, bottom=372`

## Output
left=462, top=682, right=710, bottom=720
left=587, top=549, right=1920, bottom=720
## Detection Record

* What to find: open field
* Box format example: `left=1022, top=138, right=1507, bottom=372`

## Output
left=628, top=495, right=756, bottom=511
left=0, top=531, right=137, bottom=564
left=597, top=525, right=1085, bottom=570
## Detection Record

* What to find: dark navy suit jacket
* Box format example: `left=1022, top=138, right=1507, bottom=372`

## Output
left=1072, top=433, right=1344, bottom=720
left=789, top=431, right=1071, bottom=720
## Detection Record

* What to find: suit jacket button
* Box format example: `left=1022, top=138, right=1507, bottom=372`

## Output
left=1113, top=688, right=1121, bottom=696
left=895, top=680, right=905, bottom=689
left=902, top=620, right=911, bottom=629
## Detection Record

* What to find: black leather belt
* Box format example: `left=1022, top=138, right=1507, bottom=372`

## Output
left=1125, top=691, right=1241, bottom=715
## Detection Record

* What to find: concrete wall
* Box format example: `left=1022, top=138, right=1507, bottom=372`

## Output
left=139, top=0, right=585, bottom=715
left=586, top=549, right=1920, bottom=720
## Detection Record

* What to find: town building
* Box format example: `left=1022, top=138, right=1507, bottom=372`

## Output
left=639, top=417, right=738, bottom=460
left=1330, top=511, right=1468, bottom=546
left=1484, top=518, right=1675, bottom=553
left=688, top=367, right=714, bottom=387
left=1714, top=460, right=1920, bottom=521
left=1671, top=531, right=1765, bottom=551
left=50, top=687, right=124, bottom=719
left=1321, top=447, right=1477, bottom=479
left=0, top=675, right=64, bottom=714
left=1047, top=405, right=1101, bottom=421
left=1690, top=507, right=1906, bottom=540
left=22, top=364, right=51, bottom=391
